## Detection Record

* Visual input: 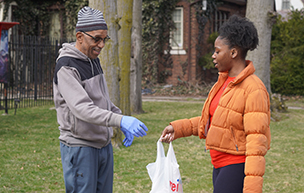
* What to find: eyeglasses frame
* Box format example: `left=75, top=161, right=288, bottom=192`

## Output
left=80, top=31, right=110, bottom=44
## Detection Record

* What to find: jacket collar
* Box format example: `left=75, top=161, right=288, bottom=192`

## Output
left=218, top=60, right=255, bottom=85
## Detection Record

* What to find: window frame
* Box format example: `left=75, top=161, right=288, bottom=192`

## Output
left=213, top=10, right=229, bottom=32
left=282, top=0, right=290, bottom=10
left=170, top=7, right=184, bottom=51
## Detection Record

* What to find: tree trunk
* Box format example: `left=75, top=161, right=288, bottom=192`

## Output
left=117, top=0, right=133, bottom=115
left=246, top=0, right=273, bottom=95
left=130, top=0, right=144, bottom=114
left=89, top=0, right=122, bottom=148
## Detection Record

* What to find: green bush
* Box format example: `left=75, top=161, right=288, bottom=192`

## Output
left=198, top=32, right=218, bottom=69
left=270, top=9, right=304, bottom=95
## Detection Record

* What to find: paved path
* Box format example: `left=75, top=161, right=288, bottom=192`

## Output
left=142, top=95, right=206, bottom=103
left=142, top=95, right=304, bottom=109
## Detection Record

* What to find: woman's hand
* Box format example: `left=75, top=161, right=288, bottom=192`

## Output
left=160, top=125, right=175, bottom=143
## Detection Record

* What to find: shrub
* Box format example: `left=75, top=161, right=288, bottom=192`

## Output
left=198, top=32, right=218, bottom=69
left=270, top=9, right=304, bottom=95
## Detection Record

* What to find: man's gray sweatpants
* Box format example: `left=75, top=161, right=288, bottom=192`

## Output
left=60, top=142, right=113, bottom=193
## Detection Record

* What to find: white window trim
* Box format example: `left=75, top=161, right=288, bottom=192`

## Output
left=164, top=49, right=187, bottom=55
left=170, top=7, right=184, bottom=51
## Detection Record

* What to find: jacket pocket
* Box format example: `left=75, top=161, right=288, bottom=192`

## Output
left=230, top=126, right=239, bottom=151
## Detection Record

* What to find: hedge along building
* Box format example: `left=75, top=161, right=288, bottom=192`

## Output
left=163, top=0, right=247, bottom=85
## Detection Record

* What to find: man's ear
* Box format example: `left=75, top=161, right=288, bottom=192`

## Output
left=76, top=32, right=83, bottom=43
left=231, top=47, right=238, bottom=59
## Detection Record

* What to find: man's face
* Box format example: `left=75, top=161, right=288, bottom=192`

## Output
left=78, top=30, right=108, bottom=59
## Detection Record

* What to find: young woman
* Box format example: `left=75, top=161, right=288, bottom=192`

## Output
left=160, top=15, right=271, bottom=193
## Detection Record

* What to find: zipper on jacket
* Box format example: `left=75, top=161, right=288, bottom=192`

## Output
left=230, top=126, right=238, bottom=151
left=204, top=117, right=211, bottom=152
left=204, top=117, right=210, bottom=137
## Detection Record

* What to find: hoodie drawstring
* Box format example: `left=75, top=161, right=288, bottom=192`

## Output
left=88, top=58, right=94, bottom=77
left=88, top=58, right=102, bottom=76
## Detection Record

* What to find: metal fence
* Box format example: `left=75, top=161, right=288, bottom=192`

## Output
left=0, top=35, right=73, bottom=114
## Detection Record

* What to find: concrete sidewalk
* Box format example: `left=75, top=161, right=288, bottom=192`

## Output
left=142, top=95, right=304, bottom=109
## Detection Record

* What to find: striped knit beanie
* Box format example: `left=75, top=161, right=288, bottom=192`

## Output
left=76, top=6, right=108, bottom=32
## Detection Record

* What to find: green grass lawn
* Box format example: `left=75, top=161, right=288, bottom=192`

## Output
left=0, top=99, right=303, bottom=192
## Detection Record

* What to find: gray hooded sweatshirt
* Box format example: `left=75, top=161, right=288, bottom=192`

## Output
left=53, top=42, right=123, bottom=149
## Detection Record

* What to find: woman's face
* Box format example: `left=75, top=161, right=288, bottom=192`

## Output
left=212, top=37, right=233, bottom=72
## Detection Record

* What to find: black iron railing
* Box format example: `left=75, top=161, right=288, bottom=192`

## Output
left=0, top=35, right=74, bottom=114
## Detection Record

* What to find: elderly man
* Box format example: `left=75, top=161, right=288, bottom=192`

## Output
left=53, top=6, right=148, bottom=193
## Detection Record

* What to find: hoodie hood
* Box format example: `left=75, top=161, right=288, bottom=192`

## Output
left=57, top=42, right=89, bottom=62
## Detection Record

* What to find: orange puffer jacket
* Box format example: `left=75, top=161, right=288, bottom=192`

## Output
left=170, top=61, right=271, bottom=193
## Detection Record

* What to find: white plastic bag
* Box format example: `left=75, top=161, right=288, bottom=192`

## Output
left=146, top=140, right=183, bottom=193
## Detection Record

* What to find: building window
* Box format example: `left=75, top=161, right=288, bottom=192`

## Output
left=171, top=7, right=183, bottom=50
left=282, top=0, right=290, bottom=10
left=213, top=10, right=229, bottom=32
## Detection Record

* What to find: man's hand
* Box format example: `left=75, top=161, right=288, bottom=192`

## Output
left=120, top=116, right=148, bottom=147
left=120, top=127, right=134, bottom=147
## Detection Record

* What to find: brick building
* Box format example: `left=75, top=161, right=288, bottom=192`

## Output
left=163, top=0, right=247, bottom=85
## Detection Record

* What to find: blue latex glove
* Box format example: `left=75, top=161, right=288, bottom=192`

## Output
left=120, top=127, right=134, bottom=147
left=120, top=116, right=148, bottom=137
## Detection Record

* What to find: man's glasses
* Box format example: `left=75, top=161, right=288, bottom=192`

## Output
left=81, top=31, right=110, bottom=44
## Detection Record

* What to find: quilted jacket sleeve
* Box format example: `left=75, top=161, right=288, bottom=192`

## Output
left=170, top=116, right=201, bottom=139
left=243, top=87, right=271, bottom=193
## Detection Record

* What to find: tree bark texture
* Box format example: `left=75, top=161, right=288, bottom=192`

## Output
left=117, top=0, right=133, bottom=115
left=246, top=0, right=273, bottom=94
left=89, top=0, right=122, bottom=148
left=89, top=0, right=120, bottom=107
left=130, top=0, right=144, bottom=114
